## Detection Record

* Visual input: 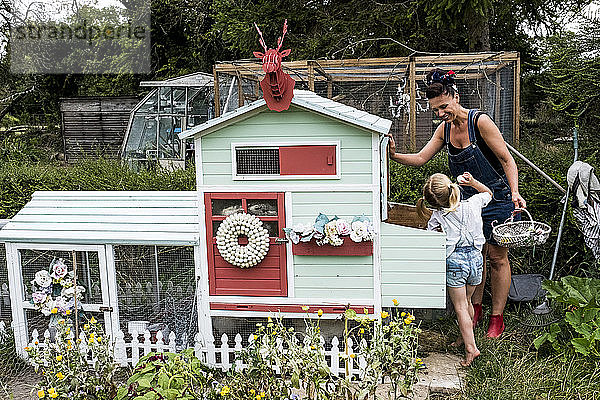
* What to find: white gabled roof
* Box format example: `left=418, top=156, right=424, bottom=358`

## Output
left=179, top=89, right=392, bottom=139
left=0, top=191, right=199, bottom=246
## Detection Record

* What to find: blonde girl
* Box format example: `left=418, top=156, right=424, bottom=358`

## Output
left=417, top=172, right=492, bottom=366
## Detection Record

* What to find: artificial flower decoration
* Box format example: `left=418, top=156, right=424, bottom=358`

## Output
left=283, top=213, right=375, bottom=247
left=216, top=213, right=270, bottom=268
left=30, top=258, right=85, bottom=317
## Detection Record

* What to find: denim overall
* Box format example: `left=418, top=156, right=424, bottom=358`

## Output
left=444, top=109, right=516, bottom=244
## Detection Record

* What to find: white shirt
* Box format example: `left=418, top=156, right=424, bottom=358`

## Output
left=427, top=192, right=492, bottom=257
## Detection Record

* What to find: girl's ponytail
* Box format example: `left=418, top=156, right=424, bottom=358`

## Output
left=447, top=183, right=461, bottom=211
left=416, top=197, right=432, bottom=222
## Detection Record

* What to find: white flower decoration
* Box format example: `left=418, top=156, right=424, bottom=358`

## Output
left=336, top=219, right=351, bottom=236
left=50, top=258, right=69, bottom=279
left=216, top=213, right=270, bottom=268
left=33, top=270, right=52, bottom=288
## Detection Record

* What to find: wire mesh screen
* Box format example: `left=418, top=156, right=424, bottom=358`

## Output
left=236, top=148, right=280, bottom=175
left=113, top=245, right=197, bottom=350
left=215, top=54, right=519, bottom=151
left=212, top=316, right=347, bottom=350
left=0, top=244, right=11, bottom=326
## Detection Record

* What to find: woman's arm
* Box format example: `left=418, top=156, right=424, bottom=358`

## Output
left=388, top=124, right=445, bottom=167
left=477, top=114, right=526, bottom=208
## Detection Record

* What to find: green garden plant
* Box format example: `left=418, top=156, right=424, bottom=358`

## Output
left=116, top=349, right=218, bottom=400
left=25, top=316, right=120, bottom=399
left=534, top=276, right=600, bottom=357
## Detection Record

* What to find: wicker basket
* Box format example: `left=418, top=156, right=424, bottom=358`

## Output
left=492, top=208, right=551, bottom=248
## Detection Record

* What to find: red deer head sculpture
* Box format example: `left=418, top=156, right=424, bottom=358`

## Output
left=253, top=19, right=295, bottom=112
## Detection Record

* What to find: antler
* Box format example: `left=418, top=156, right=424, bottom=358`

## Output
left=254, top=22, right=268, bottom=52
left=276, top=19, right=288, bottom=51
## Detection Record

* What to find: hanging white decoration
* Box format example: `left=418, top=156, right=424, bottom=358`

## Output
left=216, top=213, right=270, bottom=268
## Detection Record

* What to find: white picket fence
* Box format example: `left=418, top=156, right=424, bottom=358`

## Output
left=27, top=328, right=368, bottom=378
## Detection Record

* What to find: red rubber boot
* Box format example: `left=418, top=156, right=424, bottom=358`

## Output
left=487, top=314, right=505, bottom=338
left=473, top=304, right=483, bottom=327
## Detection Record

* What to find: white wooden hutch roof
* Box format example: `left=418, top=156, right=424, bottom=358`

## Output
left=0, top=191, right=199, bottom=245
left=179, top=89, right=392, bottom=139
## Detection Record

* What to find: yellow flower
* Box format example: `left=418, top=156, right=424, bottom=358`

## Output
left=404, top=318, right=411, bottom=325
left=83, top=324, right=89, bottom=331
left=256, top=396, right=261, bottom=400
left=349, top=353, right=356, bottom=359
left=48, top=388, right=57, bottom=398
left=250, top=389, right=256, bottom=395
left=416, top=358, right=423, bottom=364
left=363, top=308, right=369, bottom=315
left=66, top=328, right=71, bottom=335
left=37, top=390, right=45, bottom=398
left=90, top=316, right=97, bottom=324
left=65, top=310, right=71, bottom=315
left=97, top=336, right=102, bottom=342
left=55, top=355, right=62, bottom=362
left=359, top=328, right=365, bottom=334
left=49, top=393, right=58, bottom=399
left=301, top=305, right=310, bottom=311
left=401, top=312, right=406, bottom=317
left=50, top=308, right=58, bottom=314
left=58, top=319, right=65, bottom=325
left=56, top=372, right=65, bottom=380
left=381, top=311, right=390, bottom=319
left=317, top=309, right=323, bottom=317
left=260, top=392, right=266, bottom=398
left=35, top=341, right=39, bottom=345
left=24, top=346, right=31, bottom=351
left=267, top=316, right=272, bottom=323
left=220, top=386, right=230, bottom=396
left=253, top=335, right=258, bottom=340
left=392, top=299, right=399, bottom=306
left=90, top=333, right=95, bottom=339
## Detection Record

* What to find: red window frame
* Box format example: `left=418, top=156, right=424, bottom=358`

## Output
left=204, top=192, right=287, bottom=296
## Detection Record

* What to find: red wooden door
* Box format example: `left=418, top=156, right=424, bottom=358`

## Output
left=205, top=193, right=287, bottom=296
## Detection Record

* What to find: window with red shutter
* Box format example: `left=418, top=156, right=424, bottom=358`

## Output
left=233, top=143, right=338, bottom=179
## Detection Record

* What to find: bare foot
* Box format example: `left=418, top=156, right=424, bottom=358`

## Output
left=460, top=349, right=480, bottom=367
left=450, top=336, right=464, bottom=348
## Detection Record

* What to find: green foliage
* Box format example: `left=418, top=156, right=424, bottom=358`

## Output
left=534, top=276, right=600, bottom=357
left=461, top=327, right=600, bottom=399
left=0, top=158, right=196, bottom=219
left=25, top=316, right=120, bottom=399
left=117, top=349, right=217, bottom=400
left=116, top=311, right=423, bottom=400
left=344, top=308, right=423, bottom=399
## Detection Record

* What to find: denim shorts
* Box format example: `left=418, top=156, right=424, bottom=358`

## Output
left=446, top=246, right=483, bottom=288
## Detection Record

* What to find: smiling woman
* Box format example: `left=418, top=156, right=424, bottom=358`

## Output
left=387, top=67, right=526, bottom=339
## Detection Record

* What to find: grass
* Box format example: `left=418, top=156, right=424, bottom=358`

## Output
left=421, top=308, right=600, bottom=400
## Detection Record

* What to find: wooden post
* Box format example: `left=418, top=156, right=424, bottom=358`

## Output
left=72, top=250, right=79, bottom=336
left=495, top=70, right=501, bottom=122
left=237, top=72, right=244, bottom=107
left=213, top=66, right=221, bottom=117
left=409, top=58, right=417, bottom=152
left=307, top=61, right=315, bottom=92
left=514, top=53, right=521, bottom=147
left=327, top=79, right=333, bottom=99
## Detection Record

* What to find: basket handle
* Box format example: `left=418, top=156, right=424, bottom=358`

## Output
left=511, top=207, right=535, bottom=229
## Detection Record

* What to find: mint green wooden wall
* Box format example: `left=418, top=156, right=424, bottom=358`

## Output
left=380, top=222, right=446, bottom=308
left=291, top=191, right=373, bottom=300
left=199, top=106, right=373, bottom=186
